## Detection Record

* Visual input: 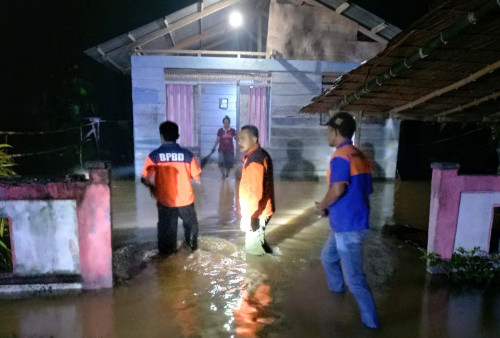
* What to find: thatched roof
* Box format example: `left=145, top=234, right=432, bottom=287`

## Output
left=301, top=0, right=500, bottom=123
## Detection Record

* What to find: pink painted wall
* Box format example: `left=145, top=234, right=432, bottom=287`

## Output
left=0, top=167, right=113, bottom=289
left=428, top=163, right=500, bottom=261
left=77, top=169, right=113, bottom=289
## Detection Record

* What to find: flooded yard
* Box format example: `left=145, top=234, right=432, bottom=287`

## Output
left=1, top=166, right=499, bottom=337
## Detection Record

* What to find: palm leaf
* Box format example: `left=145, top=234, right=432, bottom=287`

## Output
left=0, top=239, right=11, bottom=253
left=0, top=218, right=7, bottom=237
left=0, top=143, right=16, bottom=176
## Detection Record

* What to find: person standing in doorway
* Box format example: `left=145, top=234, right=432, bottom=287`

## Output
left=315, top=112, right=380, bottom=329
left=212, top=115, right=237, bottom=179
left=238, top=125, right=275, bottom=255
left=141, top=121, right=201, bottom=256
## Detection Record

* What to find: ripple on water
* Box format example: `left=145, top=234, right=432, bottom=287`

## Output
left=179, top=236, right=275, bottom=336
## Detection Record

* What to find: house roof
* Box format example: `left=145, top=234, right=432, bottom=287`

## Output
left=84, top=0, right=401, bottom=74
left=300, top=0, right=500, bottom=123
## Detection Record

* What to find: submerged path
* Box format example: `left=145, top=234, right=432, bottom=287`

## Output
left=1, top=167, right=499, bottom=337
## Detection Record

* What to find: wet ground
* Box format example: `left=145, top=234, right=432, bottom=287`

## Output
left=1, top=164, right=500, bottom=337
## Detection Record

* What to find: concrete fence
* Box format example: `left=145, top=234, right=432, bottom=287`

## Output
left=0, top=163, right=112, bottom=295
left=427, top=162, right=500, bottom=267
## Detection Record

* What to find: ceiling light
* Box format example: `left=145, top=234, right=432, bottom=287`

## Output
left=229, top=11, right=243, bottom=28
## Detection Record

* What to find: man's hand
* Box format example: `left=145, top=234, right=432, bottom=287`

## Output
left=148, top=185, right=156, bottom=198
left=315, top=201, right=328, bottom=217
left=240, top=217, right=251, bottom=232
left=192, top=174, right=201, bottom=184
left=141, top=177, right=156, bottom=198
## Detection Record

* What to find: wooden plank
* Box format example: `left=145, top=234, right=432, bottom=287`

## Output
left=144, top=50, right=267, bottom=57
left=271, top=72, right=322, bottom=84
left=371, top=23, right=388, bottom=34
left=271, top=94, right=318, bottom=106
left=170, top=23, right=226, bottom=50
left=336, top=2, right=350, bottom=14
left=204, top=36, right=232, bottom=50
left=106, top=0, right=243, bottom=59
left=271, top=83, right=321, bottom=95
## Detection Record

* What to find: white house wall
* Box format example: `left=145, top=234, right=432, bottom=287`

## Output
left=0, top=200, right=80, bottom=275
left=455, top=192, right=500, bottom=252
left=131, top=55, right=399, bottom=180
left=269, top=71, right=331, bottom=177
left=359, top=118, right=401, bottom=179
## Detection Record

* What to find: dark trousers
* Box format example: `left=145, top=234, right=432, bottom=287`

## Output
left=157, top=203, right=199, bottom=255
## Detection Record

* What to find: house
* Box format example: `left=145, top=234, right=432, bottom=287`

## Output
left=85, top=0, right=402, bottom=180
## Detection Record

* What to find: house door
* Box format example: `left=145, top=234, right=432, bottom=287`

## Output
left=199, top=84, right=238, bottom=159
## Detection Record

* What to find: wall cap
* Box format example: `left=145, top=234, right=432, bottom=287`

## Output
left=431, top=162, right=460, bottom=170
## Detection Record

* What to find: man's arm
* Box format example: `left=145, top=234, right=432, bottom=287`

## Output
left=316, top=182, right=346, bottom=215
left=316, top=156, right=349, bottom=216
left=140, top=176, right=156, bottom=198
left=190, top=157, right=202, bottom=183
left=141, top=156, right=156, bottom=197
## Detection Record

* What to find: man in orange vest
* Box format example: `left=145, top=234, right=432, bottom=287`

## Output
left=141, top=121, right=201, bottom=256
left=238, top=125, right=275, bottom=255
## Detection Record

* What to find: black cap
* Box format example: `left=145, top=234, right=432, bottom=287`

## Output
left=325, top=112, right=356, bottom=139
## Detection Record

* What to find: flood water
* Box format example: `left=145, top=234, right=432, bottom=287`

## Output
left=1, top=165, right=500, bottom=337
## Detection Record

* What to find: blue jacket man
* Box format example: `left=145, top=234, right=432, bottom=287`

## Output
left=315, top=112, right=379, bottom=329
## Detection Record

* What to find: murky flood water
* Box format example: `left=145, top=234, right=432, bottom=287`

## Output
left=1, top=165, right=500, bottom=337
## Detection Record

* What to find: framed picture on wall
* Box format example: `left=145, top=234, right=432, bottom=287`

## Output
left=219, top=98, right=228, bottom=109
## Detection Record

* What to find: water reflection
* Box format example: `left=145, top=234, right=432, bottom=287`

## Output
left=421, top=280, right=500, bottom=337
left=218, top=180, right=237, bottom=225
left=234, top=284, right=274, bottom=337
left=153, top=234, right=274, bottom=336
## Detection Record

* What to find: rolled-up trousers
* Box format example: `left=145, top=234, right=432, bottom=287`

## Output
left=245, top=217, right=272, bottom=255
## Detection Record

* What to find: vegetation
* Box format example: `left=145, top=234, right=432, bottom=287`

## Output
left=0, top=218, right=12, bottom=272
left=0, top=144, right=16, bottom=177
left=0, top=144, right=15, bottom=272
left=422, top=247, right=500, bottom=284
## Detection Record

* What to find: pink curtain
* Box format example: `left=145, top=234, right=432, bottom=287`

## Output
left=248, top=87, right=269, bottom=147
left=166, top=84, right=196, bottom=147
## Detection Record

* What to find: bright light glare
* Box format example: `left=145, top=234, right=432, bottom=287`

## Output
left=229, top=11, right=243, bottom=28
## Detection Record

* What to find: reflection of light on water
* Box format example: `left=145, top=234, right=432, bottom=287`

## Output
left=183, top=238, right=273, bottom=336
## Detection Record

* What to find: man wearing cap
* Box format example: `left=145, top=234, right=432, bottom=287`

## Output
left=141, top=121, right=201, bottom=256
left=315, top=112, right=380, bottom=329
left=237, top=124, right=275, bottom=255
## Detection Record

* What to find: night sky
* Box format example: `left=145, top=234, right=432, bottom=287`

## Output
left=2, top=0, right=429, bottom=129
left=3, top=0, right=199, bottom=130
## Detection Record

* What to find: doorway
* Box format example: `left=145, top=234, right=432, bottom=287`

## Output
left=199, top=84, right=238, bottom=160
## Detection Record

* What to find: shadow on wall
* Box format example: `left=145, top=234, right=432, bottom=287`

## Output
left=360, top=143, right=385, bottom=179
left=280, top=139, right=318, bottom=181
